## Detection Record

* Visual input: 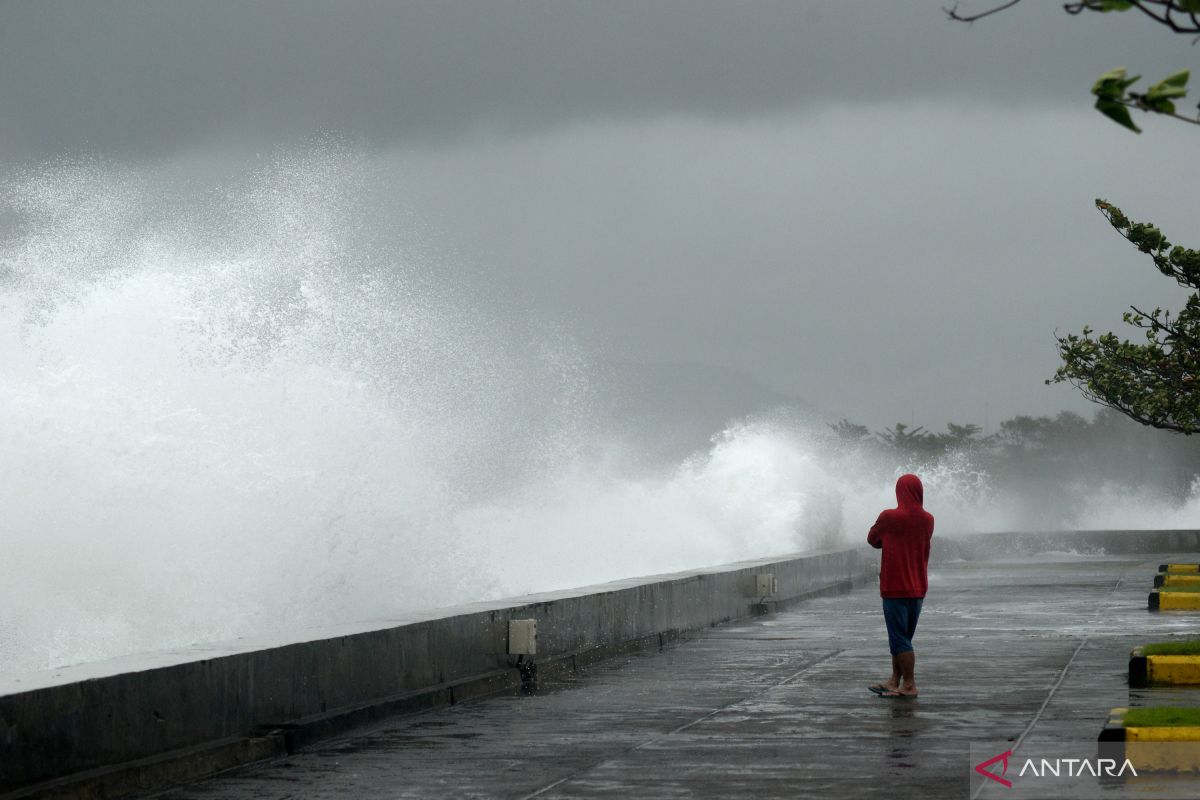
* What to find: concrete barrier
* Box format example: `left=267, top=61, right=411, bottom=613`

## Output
left=6, top=527, right=1198, bottom=798
left=0, top=546, right=875, bottom=797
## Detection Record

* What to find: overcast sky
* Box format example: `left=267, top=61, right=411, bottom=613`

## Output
left=3, top=0, right=1199, bottom=429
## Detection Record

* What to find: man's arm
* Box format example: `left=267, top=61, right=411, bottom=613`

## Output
left=867, top=513, right=885, bottom=549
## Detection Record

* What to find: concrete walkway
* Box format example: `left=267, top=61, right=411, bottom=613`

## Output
left=156, top=554, right=1200, bottom=799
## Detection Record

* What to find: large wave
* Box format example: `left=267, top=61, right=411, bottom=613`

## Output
left=1, top=150, right=1195, bottom=674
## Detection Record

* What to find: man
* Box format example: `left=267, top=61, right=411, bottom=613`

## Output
left=867, top=473, right=934, bottom=699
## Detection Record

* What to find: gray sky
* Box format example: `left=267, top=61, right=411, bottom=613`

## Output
left=0, top=0, right=1192, bottom=157
left=3, top=0, right=1199, bottom=429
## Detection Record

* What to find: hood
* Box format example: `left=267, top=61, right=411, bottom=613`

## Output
left=895, top=473, right=924, bottom=509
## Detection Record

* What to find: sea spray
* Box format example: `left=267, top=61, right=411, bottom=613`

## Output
left=0, top=152, right=596, bottom=670
left=1, top=150, right=1196, bottom=674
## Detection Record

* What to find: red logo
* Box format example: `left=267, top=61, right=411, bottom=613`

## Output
left=975, top=749, right=1014, bottom=788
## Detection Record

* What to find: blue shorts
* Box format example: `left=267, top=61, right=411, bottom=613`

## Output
left=882, top=597, right=923, bottom=655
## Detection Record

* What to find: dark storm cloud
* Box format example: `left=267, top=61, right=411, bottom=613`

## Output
left=4, top=0, right=1198, bottom=432
left=0, top=0, right=1187, bottom=159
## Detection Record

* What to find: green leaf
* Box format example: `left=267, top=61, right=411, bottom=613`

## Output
left=1093, top=67, right=1128, bottom=95
left=1158, top=70, right=1189, bottom=89
left=1092, top=67, right=1141, bottom=98
left=1138, top=91, right=1181, bottom=116
left=1095, top=98, right=1142, bottom=133
left=1147, top=72, right=1189, bottom=101
left=1148, top=98, right=1177, bottom=115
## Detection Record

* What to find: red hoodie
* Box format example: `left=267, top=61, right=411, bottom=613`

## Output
left=867, top=474, right=935, bottom=599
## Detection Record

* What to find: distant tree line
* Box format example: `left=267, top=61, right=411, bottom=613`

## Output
left=829, top=408, right=1200, bottom=513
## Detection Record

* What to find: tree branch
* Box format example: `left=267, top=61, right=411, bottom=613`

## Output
left=1085, top=386, right=1197, bottom=433
left=960, top=1, right=1200, bottom=33
left=945, top=0, right=1024, bottom=24
left=1128, top=1, right=1200, bottom=33
left=1123, top=96, right=1200, bottom=124
left=1127, top=304, right=1185, bottom=342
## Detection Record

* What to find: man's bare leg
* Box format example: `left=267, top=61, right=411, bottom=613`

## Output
left=895, top=651, right=917, bottom=696
left=872, top=655, right=901, bottom=692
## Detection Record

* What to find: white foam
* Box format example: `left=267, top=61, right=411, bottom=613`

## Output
left=1, top=151, right=1196, bottom=675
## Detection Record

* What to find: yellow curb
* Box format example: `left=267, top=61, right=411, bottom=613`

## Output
left=1101, top=709, right=1200, bottom=772
left=1127, top=726, right=1200, bottom=741
left=1151, top=591, right=1200, bottom=611
left=1160, top=574, right=1200, bottom=587
left=1125, top=739, right=1200, bottom=772
left=1161, top=563, right=1200, bottom=573
left=1147, top=656, right=1200, bottom=686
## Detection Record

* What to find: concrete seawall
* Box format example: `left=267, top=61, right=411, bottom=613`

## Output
left=7, top=529, right=1199, bottom=798
left=0, top=547, right=874, bottom=797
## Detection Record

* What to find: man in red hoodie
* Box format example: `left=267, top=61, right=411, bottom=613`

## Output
left=866, top=473, right=934, bottom=698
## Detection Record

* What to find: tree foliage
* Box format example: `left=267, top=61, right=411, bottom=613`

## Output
left=948, top=1, right=1200, bottom=131
left=829, top=418, right=872, bottom=443
left=948, top=5, right=1200, bottom=431
left=831, top=420, right=992, bottom=458
left=1049, top=200, right=1200, bottom=434
left=1091, top=67, right=1192, bottom=133
left=876, top=423, right=937, bottom=454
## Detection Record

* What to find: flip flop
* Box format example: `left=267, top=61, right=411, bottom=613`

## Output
left=877, top=690, right=917, bottom=699
left=867, top=684, right=892, bottom=695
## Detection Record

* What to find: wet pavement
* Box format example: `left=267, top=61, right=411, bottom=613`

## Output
left=156, top=553, right=1200, bottom=799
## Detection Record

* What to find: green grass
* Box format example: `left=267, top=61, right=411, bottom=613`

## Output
left=1142, top=641, right=1200, bottom=657
left=1124, top=707, right=1200, bottom=728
